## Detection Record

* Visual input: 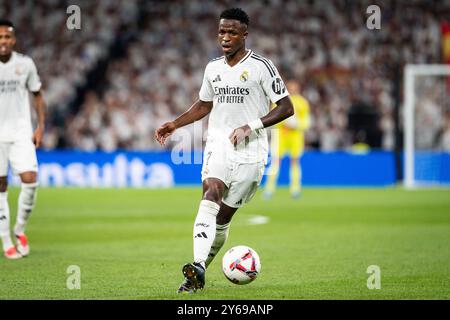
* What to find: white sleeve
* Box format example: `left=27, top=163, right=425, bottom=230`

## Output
left=260, top=59, right=289, bottom=103
left=26, top=59, right=42, bottom=92
left=198, top=64, right=214, bottom=102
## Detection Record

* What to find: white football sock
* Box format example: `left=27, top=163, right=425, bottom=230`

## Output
left=193, top=200, right=220, bottom=269
left=14, top=182, right=38, bottom=236
left=0, top=192, right=13, bottom=251
left=205, top=222, right=230, bottom=268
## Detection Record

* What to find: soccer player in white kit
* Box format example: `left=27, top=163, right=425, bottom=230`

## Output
left=0, top=20, right=46, bottom=259
left=155, top=8, right=294, bottom=293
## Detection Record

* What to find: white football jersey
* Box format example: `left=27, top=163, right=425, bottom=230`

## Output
left=199, top=49, right=289, bottom=163
left=0, top=51, right=42, bottom=142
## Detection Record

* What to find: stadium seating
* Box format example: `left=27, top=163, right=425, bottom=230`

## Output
left=4, top=0, right=448, bottom=151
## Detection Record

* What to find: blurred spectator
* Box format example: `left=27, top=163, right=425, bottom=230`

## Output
left=1, top=0, right=139, bottom=148
left=440, top=113, right=450, bottom=152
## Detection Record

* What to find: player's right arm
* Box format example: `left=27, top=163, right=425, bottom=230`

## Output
left=155, top=99, right=213, bottom=146
left=155, top=63, right=215, bottom=146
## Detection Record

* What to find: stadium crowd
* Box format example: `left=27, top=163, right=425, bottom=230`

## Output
left=5, top=0, right=449, bottom=151
left=1, top=0, right=139, bottom=148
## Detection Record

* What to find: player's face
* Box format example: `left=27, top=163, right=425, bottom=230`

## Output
left=0, top=26, right=15, bottom=57
left=218, top=19, right=247, bottom=56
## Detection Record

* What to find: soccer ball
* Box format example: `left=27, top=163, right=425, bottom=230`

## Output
left=222, top=245, right=261, bottom=285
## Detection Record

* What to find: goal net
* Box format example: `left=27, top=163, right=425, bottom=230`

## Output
left=404, top=64, right=450, bottom=188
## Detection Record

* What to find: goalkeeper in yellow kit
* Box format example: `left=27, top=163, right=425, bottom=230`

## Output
left=264, top=79, right=311, bottom=199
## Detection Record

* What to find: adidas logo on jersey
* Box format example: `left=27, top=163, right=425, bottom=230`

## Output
left=212, top=74, right=222, bottom=83
left=234, top=199, right=243, bottom=206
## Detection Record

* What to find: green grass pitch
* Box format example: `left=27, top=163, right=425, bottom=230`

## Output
left=0, top=187, right=449, bottom=300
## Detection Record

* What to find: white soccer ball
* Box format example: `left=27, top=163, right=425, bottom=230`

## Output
left=222, top=245, right=261, bottom=285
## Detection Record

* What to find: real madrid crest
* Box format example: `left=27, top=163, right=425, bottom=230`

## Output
left=15, top=66, right=23, bottom=76
left=240, top=70, right=249, bottom=82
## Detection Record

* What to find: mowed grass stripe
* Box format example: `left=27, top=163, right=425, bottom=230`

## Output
left=0, top=187, right=448, bottom=299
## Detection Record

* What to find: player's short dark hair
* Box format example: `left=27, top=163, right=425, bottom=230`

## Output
left=220, top=8, right=249, bottom=27
left=0, top=19, right=14, bottom=29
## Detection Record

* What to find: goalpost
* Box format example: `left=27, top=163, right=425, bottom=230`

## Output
left=404, top=64, right=450, bottom=188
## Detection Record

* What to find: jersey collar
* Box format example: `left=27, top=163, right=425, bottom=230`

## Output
left=224, top=49, right=253, bottom=67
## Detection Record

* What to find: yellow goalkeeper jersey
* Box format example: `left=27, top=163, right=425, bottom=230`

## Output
left=271, top=94, right=311, bottom=157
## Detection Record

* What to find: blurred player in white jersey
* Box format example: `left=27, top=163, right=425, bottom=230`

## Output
left=0, top=20, right=46, bottom=259
left=155, top=8, right=294, bottom=293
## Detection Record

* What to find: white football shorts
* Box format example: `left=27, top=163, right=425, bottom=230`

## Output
left=201, top=146, right=265, bottom=208
left=0, top=139, right=38, bottom=176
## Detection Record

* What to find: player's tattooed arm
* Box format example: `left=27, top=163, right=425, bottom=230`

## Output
left=155, top=99, right=213, bottom=146
left=32, top=91, right=46, bottom=148
left=229, top=96, right=294, bottom=146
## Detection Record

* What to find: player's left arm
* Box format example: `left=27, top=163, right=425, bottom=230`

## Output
left=230, top=59, right=294, bottom=146
left=31, top=91, right=46, bottom=148
left=27, top=58, right=46, bottom=148
left=260, top=96, right=294, bottom=128
left=229, top=96, right=294, bottom=146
